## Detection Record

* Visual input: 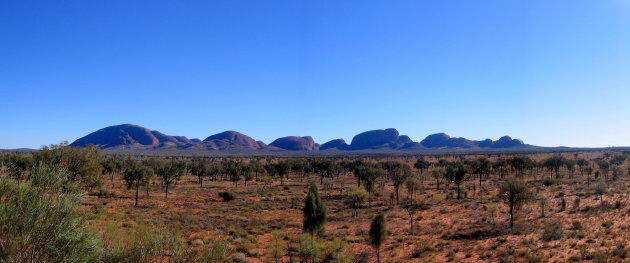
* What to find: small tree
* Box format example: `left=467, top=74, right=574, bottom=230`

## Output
left=355, top=164, right=382, bottom=208
left=389, top=164, right=411, bottom=204
left=343, top=186, right=368, bottom=217
left=538, top=196, right=549, bottom=218
left=594, top=183, right=607, bottom=207
left=275, top=161, right=291, bottom=186
left=498, top=179, right=533, bottom=228
left=311, top=159, right=335, bottom=185
left=190, top=160, right=208, bottom=187
left=123, top=163, right=153, bottom=207
left=266, top=230, right=287, bottom=263
left=369, top=214, right=388, bottom=263
left=303, top=182, right=327, bottom=239
left=141, top=158, right=161, bottom=196
left=402, top=201, right=420, bottom=234
left=430, top=167, right=442, bottom=190
left=445, top=163, right=468, bottom=200
left=413, top=158, right=430, bottom=184
left=471, top=156, right=491, bottom=187
left=584, top=166, right=594, bottom=187
left=405, top=176, right=421, bottom=205
left=157, top=161, right=185, bottom=199
left=5, top=154, right=31, bottom=186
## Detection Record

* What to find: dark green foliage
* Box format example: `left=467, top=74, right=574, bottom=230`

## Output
left=303, top=182, right=327, bottom=237
left=123, top=162, right=154, bottom=207
left=542, top=177, right=555, bottom=186
left=445, top=162, right=468, bottom=200
left=369, top=214, right=388, bottom=263
left=413, top=158, right=430, bottom=175
left=493, top=159, right=509, bottom=178
left=219, top=191, right=236, bottom=201
left=507, top=155, right=533, bottom=177
left=542, top=155, right=566, bottom=178
left=354, top=164, right=383, bottom=207
left=157, top=161, right=185, bottom=198
left=470, top=156, right=491, bottom=186
left=594, top=183, right=607, bottom=207
left=34, top=142, right=104, bottom=190
left=3, top=153, right=32, bottom=185
left=388, top=163, right=412, bottom=203
left=311, top=159, right=336, bottom=185
left=275, top=160, right=291, bottom=185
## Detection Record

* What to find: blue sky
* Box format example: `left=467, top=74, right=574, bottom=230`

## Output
left=2, top=0, right=630, bottom=149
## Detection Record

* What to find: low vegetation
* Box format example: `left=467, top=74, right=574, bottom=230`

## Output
left=2, top=143, right=630, bottom=262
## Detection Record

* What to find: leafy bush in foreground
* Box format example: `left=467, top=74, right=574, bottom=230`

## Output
left=0, top=163, right=101, bottom=262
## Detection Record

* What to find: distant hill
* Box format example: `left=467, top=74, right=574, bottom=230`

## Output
left=269, top=136, right=317, bottom=151
left=71, top=124, right=162, bottom=148
left=69, top=124, right=533, bottom=152
left=203, top=131, right=266, bottom=150
left=420, top=133, right=526, bottom=149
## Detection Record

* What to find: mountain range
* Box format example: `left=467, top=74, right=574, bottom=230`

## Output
left=69, top=124, right=532, bottom=152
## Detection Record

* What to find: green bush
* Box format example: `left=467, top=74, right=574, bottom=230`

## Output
left=219, top=191, right=236, bottom=202
left=0, top=164, right=101, bottom=262
left=541, top=221, right=563, bottom=241
left=543, top=178, right=555, bottom=187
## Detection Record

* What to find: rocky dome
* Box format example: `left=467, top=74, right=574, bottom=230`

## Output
left=491, top=136, right=525, bottom=148
left=151, top=131, right=191, bottom=145
left=420, top=133, right=476, bottom=148
left=71, top=124, right=160, bottom=148
left=420, top=133, right=451, bottom=148
left=203, top=131, right=264, bottom=149
left=319, top=139, right=349, bottom=150
left=269, top=136, right=316, bottom=151
left=349, top=128, right=404, bottom=150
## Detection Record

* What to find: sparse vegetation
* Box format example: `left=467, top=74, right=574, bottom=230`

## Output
left=2, top=146, right=630, bottom=262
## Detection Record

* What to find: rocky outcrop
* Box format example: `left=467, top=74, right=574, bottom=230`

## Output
left=489, top=136, right=525, bottom=148
left=420, top=133, right=476, bottom=148
left=421, top=133, right=526, bottom=149
left=319, top=139, right=349, bottom=150
left=269, top=136, right=316, bottom=151
left=70, top=124, right=531, bottom=152
left=71, top=124, right=161, bottom=148
left=349, top=128, right=407, bottom=150
left=203, top=131, right=263, bottom=149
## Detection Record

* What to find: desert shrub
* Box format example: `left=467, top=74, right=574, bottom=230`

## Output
left=541, top=221, right=563, bottom=241
left=571, top=221, right=583, bottom=230
left=354, top=250, right=370, bottom=263
left=543, top=178, right=555, bottom=186
left=219, top=191, right=236, bottom=202
left=602, top=220, right=613, bottom=229
left=559, top=198, right=566, bottom=212
left=0, top=164, right=101, bottom=262
left=230, top=252, right=247, bottom=263
left=411, top=242, right=436, bottom=258
left=612, top=243, right=628, bottom=259
left=266, top=230, right=286, bottom=262
left=102, top=226, right=183, bottom=263
left=298, top=234, right=351, bottom=263
left=194, top=240, right=231, bottom=262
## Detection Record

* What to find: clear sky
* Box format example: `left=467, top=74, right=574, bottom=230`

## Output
left=2, top=0, right=630, bottom=149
